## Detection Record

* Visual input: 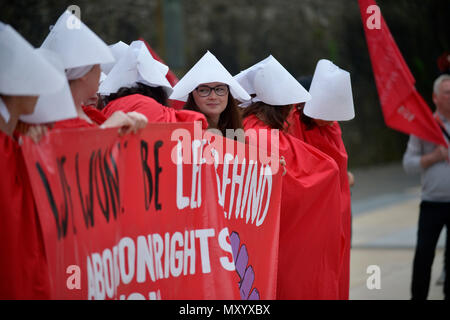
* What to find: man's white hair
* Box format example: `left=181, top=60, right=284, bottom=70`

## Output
left=433, top=74, right=450, bottom=95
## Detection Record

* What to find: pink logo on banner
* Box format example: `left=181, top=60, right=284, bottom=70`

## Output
left=230, top=231, right=260, bottom=300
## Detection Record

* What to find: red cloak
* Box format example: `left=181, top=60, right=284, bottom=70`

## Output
left=288, top=108, right=351, bottom=300
left=243, top=115, right=343, bottom=299
left=101, top=94, right=207, bottom=128
left=0, top=132, right=51, bottom=299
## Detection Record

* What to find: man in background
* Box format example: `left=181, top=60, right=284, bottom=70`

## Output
left=403, top=74, right=450, bottom=300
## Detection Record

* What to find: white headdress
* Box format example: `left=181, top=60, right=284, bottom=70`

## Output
left=169, top=51, right=250, bottom=102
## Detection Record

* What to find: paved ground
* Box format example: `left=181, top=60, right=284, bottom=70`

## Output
left=348, top=162, right=446, bottom=300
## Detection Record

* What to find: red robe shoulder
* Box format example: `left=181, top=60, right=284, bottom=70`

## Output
left=101, top=94, right=208, bottom=129
left=82, top=105, right=107, bottom=125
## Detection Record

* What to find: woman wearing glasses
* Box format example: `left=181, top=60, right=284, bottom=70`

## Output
left=183, top=82, right=241, bottom=136
left=169, top=51, right=250, bottom=137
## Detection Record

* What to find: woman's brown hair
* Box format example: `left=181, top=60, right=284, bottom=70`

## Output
left=101, top=82, right=168, bottom=109
left=241, top=101, right=293, bottom=131
left=296, top=103, right=317, bottom=130
left=184, top=91, right=243, bottom=136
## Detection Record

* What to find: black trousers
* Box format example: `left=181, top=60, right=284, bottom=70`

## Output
left=411, top=201, right=450, bottom=300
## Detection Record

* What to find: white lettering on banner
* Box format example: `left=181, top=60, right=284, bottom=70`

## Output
left=119, top=237, right=135, bottom=284
left=229, top=156, right=245, bottom=218
left=175, top=139, right=209, bottom=210
left=170, top=232, right=184, bottom=277
left=152, top=233, right=164, bottom=280
left=190, top=139, right=207, bottom=209
left=195, top=229, right=215, bottom=273
left=176, top=140, right=189, bottom=210
left=137, top=235, right=156, bottom=282
left=221, top=153, right=234, bottom=207
left=214, top=156, right=273, bottom=227
left=102, top=248, right=115, bottom=298
left=175, top=139, right=274, bottom=227
left=92, top=253, right=105, bottom=299
left=170, top=123, right=280, bottom=171
left=218, top=228, right=235, bottom=271
left=183, top=230, right=196, bottom=276
left=86, top=228, right=233, bottom=300
left=118, top=290, right=161, bottom=300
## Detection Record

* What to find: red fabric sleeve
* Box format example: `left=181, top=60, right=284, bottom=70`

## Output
left=82, top=105, right=107, bottom=125
left=0, top=132, right=51, bottom=298
left=101, top=94, right=208, bottom=129
left=243, top=115, right=343, bottom=299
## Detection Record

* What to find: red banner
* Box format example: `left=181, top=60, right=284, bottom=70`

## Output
left=359, top=0, right=447, bottom=146
left=20, top=123, right=282, bottom=300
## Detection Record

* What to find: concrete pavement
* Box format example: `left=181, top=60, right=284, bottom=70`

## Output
left=348, top=163, right=446, bottom=300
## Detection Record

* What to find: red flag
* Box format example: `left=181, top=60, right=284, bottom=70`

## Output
left=358, top=0, right=447, bottom=146
left=139, top=37, right=185, bottom=110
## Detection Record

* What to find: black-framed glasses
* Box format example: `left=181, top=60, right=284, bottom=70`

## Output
left=195, top=84, right=229, bottom=97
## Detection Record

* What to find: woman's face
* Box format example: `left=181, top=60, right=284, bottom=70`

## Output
left=192, top=82, right=229, bottom=121
left=83, top=64, right=101, bottom=99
